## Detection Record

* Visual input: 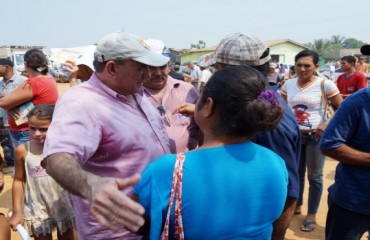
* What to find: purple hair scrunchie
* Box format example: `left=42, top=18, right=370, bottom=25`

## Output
left=257, top=90, right=280, bottom=106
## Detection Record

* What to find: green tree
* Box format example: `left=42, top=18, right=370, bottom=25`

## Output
left=330, top=35, right=346, bottom=47
left=190, top=40, right=206, bottom=49
left=343, top=38, right=367, bottom=49
left=306, top=39, right=331, bottom=56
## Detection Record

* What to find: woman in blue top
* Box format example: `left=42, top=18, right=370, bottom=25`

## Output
left=133, top=66, right=288, bottom=240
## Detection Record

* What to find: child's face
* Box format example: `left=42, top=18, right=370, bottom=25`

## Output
left=28, top=116, right=51, bottom=144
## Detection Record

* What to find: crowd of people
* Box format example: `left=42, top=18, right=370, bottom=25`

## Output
left=0, top=30, right=369, bottom=240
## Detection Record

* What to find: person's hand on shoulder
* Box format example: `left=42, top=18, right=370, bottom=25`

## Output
left=88, top=174, right=145, bottom=232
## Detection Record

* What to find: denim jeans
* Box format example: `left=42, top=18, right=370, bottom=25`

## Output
left=297, top=133, right=325, bottom=215
left=0, top=127, right=15, bottom=167
left=10, top=130, right=30, bottom=147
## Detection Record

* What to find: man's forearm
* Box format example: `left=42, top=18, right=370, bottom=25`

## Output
left=322, top=144, right=370, bottom=167
left=45, top=152, right=146, bottom=232
left=45, top=152, right=92, bottom=199
left=272, top=197, right=297, bottom=240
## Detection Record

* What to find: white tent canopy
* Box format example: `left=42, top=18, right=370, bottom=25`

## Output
left=50, top=45, right=96, bottom=70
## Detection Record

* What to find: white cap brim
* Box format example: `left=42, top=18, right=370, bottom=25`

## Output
left=133, top=51, right=170, bottom=67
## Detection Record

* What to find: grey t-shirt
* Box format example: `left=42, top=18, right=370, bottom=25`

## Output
left=0, top=74, right=27, bottom=127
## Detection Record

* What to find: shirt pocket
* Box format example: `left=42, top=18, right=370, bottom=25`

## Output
left=170, top=113, right=191, bottom=126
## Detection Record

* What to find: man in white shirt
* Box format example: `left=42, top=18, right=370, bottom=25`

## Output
left=199, top=65, right=212, bottom=92
left=187, top=62, right=201, bottom=90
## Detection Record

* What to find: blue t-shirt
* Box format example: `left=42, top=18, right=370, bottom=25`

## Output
left=134, top=142, right=288, bottom=239
left=254, top=86, right=301, bottom=198
left=320, top=87, right=370, bottom=215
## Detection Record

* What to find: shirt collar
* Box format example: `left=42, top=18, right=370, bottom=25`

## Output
left=88, top=73, right=144, bottom=101
left=3, top=73, right=17, bottom=84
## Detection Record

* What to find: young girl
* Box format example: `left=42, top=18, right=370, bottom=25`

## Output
left=9, top=104, right=75, bottom=240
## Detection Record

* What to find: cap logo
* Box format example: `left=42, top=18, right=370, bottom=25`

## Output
left=132, top=36, right=150, bottom=50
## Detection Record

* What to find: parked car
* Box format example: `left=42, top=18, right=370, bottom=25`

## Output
left=53, top=66, right=69, bottom=83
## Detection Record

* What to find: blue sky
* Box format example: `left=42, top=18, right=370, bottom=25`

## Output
left=3, top=0, right=370, bottom=50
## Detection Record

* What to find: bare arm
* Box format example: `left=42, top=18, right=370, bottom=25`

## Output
left=321, top=144, right=370, bottom=167
left=9, top=144, right=27, bottom=230
left=272, top=197, right=297, bottom=240
left=0, top=82, right=33, bottom=110
left=329, top=93, right=343, bottom=108
left=281, top=94, right=288, bottom=103
left=316, top=93, right=343, bottom=141
left=0, top=83, right=33, bottom=110
left=44, top=152, right=145, bottom=232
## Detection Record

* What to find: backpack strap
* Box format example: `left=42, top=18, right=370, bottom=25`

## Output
left=320, top=79, right=328, bottom=116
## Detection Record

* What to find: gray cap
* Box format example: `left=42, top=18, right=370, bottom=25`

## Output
left=94, top=32, right=169, bottom=66
left=213, top=33, right=271, bottom=66
left=0, top=58, right=14, bottom=67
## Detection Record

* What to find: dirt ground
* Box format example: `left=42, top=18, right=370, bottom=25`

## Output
left=0, top=83, right=368, bottom=240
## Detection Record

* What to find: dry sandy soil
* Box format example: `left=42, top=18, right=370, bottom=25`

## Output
left=0, top=83, right=368, bottom=240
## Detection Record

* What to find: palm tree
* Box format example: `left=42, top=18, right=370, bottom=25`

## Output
left=307, top=39, right=331, bottom=56
left=330, top=35, right=346, bottom=47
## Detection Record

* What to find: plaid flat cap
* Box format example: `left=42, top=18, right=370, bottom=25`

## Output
left=214, top=33, right=271, bottom=66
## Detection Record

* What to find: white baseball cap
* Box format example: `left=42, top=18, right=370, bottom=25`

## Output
left=94, top=32, right=169, bottom=67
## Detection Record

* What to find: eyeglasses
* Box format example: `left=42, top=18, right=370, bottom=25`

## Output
left=157, top=105, right=171, bottom=127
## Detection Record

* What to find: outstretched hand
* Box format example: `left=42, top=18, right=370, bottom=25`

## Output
left=89, top=174, right=145, bottom=233
left=173, top=103, right=196, bottom=117
left=61, top=60, right=79, bottom=86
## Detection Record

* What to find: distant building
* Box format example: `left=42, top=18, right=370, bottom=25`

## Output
left=168, top=39, right=307, bottom=66
left=265, top=39, right=307, bottom=65
left=169, top=47, right=216, bottom=65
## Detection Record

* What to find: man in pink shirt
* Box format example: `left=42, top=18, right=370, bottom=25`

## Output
left=43, top=32, right=171, bottom=239
left=143, top=39, right=200, bottom=153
